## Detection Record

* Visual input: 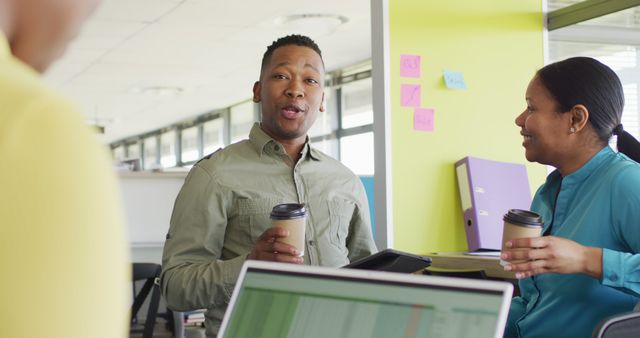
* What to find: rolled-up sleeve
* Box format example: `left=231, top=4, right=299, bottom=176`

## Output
left=160, top=165, right=246, bottom=310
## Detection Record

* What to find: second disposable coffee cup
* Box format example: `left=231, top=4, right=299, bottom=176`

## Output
left=271, top=203, right=306, bottom=257
left=500, top=209, right=543, bottom=266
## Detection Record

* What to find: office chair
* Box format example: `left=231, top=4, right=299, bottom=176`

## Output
left=423, top=266, right=488, bottom=279
left=592, top=311, right=640, bottom=338
left=131, top=263, right=162, bottom=338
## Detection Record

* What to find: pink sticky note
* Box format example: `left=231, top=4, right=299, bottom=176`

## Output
left=400, top=54, right=421, bottom=78
left=414, top=108, right=434, bottom=132
left=400, top=84, right=421, bottom=107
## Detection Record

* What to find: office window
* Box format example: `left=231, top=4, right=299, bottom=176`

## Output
left=108, top=63, right=376, bottom=171
left=112, top=146, right=125, bottom=161
left=203, top=118, right=224, bottom=156
left=336, top=73, right=374, bottom=175
left=308, top=90, right=336, bottom=138
left=548, top=43, right=640, bottom=141
left=160, top=131, right=177, bottom=168
left=622, top=83, right=638, bottom=138
left=340, top=132, right=374, bottom=175
left=143, top=136, right=158, bottom=170
left=341, top=78, right=373, bottom=129
left=311, top=138, right=339, bottom=158
left=309, top=89, right=339, bottom=159
left=126, top=142, right=140, bottom=160
left=548, top=6, right=640, bottom=141
left=181, top=126, right=200, bottom=163
left=230, top=101, right=255, bottom=143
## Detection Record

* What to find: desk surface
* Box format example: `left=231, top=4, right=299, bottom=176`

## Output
left=424, top=252, right=516, bottom=280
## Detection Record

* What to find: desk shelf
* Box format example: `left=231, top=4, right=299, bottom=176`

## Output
left=425, top=252, right=516, bottom=280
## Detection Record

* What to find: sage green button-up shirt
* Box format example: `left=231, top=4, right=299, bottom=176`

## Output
left=161, top=123, right=377, bottom=337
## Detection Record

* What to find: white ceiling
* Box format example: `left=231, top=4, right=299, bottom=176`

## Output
left=43, top=0, right=372, bottom=143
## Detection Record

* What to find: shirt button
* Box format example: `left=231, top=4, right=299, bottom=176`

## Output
left=274, top=145, right=280, bottom=151
left=610, top=273, right=618, bottom=282
left=308, top=240, right=315, bottom=246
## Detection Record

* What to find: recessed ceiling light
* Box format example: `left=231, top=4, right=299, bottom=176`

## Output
left=129, top=86, right=184, bottom=97
left=274, top=14, right=349, bottom=36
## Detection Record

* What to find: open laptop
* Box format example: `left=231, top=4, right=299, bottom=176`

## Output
left=218, top=261, right=513, bottom=338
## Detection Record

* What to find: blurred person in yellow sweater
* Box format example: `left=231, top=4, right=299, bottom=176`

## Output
left=0, top=1, right=129, bottom=337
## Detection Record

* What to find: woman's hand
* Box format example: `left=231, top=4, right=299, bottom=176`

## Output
left=501, top=236, right=603, bottom=279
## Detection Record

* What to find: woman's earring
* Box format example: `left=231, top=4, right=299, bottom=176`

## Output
left=570, top=127, right=576, bottom=133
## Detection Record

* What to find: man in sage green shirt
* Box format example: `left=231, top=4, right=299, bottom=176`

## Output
left=160, top=34, right=377, bottom=337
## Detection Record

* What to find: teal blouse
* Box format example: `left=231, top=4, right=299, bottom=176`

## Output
left=505, top=146, right=640, bottom=338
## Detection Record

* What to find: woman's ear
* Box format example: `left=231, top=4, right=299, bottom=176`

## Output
left=570, top=104, right=589, bottom=133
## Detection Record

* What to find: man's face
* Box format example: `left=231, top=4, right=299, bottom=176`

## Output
left=253, top=45, right=325, bottom=143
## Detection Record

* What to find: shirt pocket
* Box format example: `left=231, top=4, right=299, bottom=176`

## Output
left=237, top=198, right=282, bottom=245
left=327, top=199, right=356, bottom=247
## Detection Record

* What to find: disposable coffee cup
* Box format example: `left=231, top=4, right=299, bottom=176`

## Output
left=500, top=209, right=543, bottom=266
left=271, top=203, right=306, bottom=257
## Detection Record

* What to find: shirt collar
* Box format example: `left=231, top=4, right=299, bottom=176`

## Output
left=569, top=146, right=613, bottom=180
left=249, top=123, right=273, bottom=154
left=550, top=146, right=615, bottom=185
left=0, top=31, right=38, bottom=76
left=301, top=141, right=321, bottom=161
left=248, top=122, right=321, bottom=161
left=0, top=31, right=10, bottom=59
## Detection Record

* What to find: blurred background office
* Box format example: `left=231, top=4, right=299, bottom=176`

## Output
left=37, top=0, right=640, bottom=336
left=42, top=0, right=640, bottom=175
left=39, top=0, right=640, bottom=259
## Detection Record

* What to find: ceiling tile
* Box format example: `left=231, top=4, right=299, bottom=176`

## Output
left=44, top=0, right=371, bottom=143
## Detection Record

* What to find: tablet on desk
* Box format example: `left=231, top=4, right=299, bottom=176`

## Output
left=343, top=248, right=432, bottom=273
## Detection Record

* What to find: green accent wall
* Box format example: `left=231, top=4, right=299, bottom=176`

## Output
left=387, top=0, right=547, bottom=253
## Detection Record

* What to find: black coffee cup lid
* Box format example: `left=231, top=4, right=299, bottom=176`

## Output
left=271, top=203, right=306, bottom=220
left=503, top=209, right=543, bottom=227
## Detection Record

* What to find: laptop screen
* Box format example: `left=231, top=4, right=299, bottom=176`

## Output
left=218, top=261, right=512, bottom=338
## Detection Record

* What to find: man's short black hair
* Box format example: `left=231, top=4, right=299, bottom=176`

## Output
left=260, top=34, right=324, bottom=76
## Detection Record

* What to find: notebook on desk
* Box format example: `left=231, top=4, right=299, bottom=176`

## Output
left=217, top=261, right=513, bottom=338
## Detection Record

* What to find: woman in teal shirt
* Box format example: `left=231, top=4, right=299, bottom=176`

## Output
left=503, top=57, right=640, bottom=338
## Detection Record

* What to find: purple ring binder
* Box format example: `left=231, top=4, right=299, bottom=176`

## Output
left=455, top=157, right=532, bottom=251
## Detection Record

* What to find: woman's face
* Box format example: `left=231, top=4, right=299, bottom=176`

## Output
left=10, top=0, right=102, bottom=72
left=515, top=76, right=573, bottom=167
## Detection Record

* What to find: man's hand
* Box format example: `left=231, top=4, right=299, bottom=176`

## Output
left=247, top=227, right=304, bottom=264
left=501, top=236, right=602, bottom=280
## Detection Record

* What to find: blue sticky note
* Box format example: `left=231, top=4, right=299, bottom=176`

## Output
left=443, top=70, right=467, bottom=90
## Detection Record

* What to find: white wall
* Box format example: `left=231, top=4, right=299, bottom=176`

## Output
left=119, top=171, right=187, bottom=263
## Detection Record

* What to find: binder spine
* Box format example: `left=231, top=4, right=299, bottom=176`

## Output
left=455, top=158, right=480, bottom=251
